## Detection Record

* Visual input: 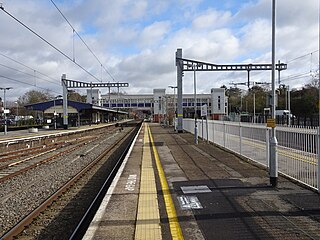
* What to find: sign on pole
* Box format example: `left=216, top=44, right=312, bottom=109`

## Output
left=201, top=104, right=207, bottom=117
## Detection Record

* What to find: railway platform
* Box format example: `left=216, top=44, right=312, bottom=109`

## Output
left=0, top=121, right=129, bottom=143
left=83, top=122, right=320, bottom=240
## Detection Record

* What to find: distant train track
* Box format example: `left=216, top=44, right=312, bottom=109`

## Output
left=0, top=135, right=97, bottom=182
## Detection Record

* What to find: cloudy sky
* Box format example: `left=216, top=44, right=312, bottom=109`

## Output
left=0, top=0, right=319, bottom=101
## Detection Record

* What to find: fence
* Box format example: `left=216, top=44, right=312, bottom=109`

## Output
left=183, top=119, right=319, bottom=191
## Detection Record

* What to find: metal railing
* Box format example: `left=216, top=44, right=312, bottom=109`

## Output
left=183, top=119, right=319, bottom=191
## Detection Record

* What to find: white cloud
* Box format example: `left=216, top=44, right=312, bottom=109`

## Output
left=138, top=21, right=171, bottom=48
left=129, top=0, right=148, bottom=19
left=0, top=0, right=318, bottom=101
left=192, top=9, right=232, bottom=29
left=240, top=19, right=271, bottom=52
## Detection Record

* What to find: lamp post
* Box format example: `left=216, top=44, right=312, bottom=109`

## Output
left=193, top=64, right=198, bottom=144
left=15, top=101, right=18, bottom=125
left=253, top=93, right=256, bottom=123
left=168, top=86, right=177, bottom=130
left=269, top=0, right=278, bottom=187
left=317, top=0, right=320, bottom=193
left=0, top=87, right=12, bottom=135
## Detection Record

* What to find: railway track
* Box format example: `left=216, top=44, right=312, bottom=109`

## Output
left=0, top=125, right=119, bottom=183
left=0, top=121, right=141, bottom=239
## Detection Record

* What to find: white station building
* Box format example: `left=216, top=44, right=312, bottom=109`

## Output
left=86, top=88, right=228, bottom=123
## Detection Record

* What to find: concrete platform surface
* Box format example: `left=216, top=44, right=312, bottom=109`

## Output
left=85, top=123, right=320, bottom=240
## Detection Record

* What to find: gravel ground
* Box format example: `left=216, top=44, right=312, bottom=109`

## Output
left=0, top=125, right=131, bottom=237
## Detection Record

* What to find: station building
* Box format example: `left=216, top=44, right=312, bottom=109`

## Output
left=24, top=87, right=227, bottom=127
left=98, top=88, right=228, bottom=123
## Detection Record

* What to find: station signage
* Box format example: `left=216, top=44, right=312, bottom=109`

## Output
left=201, top=104, right=207, bottom=117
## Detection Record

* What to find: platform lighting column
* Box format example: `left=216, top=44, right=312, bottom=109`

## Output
left=62, top=74, right=68, bottom=129
left=165, top=96, right=169, bottom=126
left=317, top=2, right=320, bottom=192
left=115, top=85, right=119, bottom=121
left=15, top=101, right=18, bottom=125
left=0, top=87, right=12, bottom=135
left=193, top=64, right=198, bottom=144
left=287, top=86, right=291, bottom=126
left=169, top=86, right=177, bottom=130
left=269, top=0, right=278, bottom=187
left=158, top=97, right=161, bottom=124
left=176, top=48, right=183, bottom=133
left=253, top=93, right=256, bottom=123
left=54, top=98, right=56, bottom=129
left=108, top=86, right=111, bottom=108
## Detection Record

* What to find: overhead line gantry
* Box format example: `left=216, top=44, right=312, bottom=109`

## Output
left=61, top=74, right=129, bottom=129
left=175, top=48, right=287, bottom=132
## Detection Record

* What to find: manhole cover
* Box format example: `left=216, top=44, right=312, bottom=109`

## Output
left=153, top=142, right=164, bottom=146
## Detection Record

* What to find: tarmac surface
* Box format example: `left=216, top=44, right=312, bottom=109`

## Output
left=85, top=123, right=320, bottom=240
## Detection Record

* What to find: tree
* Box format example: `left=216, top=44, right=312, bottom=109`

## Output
left=18, top=90, right=53, bottom=117
left=242, top=86, right=268, bottom=114
left=67, top=91, right=86, bottom=102
left=291, top=86, right=318, bottom=117
left=226, top=87, right=242, bottom=113
left=18, top=90, right=53, bottom=105
left=276, top=85, right=288, bottom=110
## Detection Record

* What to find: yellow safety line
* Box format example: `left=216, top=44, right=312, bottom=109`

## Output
left=147, top=124, right=184, bottom=240
left=135, top=123, right=162, bottom=240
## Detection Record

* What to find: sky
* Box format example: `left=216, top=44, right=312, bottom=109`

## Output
left=0, top=0, right=319, bottom=102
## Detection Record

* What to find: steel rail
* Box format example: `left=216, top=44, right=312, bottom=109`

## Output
left=1, top=124, right=137, bottom=240
left=0, top=136, right=96, bottom=183
left=69, top=122, right=141, bottom=239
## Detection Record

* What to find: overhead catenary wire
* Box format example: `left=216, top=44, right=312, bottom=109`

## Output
left=0, top=6, right=101, bottom=82
left=286, top=50, right=319, bottom=64
left=0, top=62, right=60, bottom=86
left=281, top=71, right=313, bottom=82
left=0, top=74, right=62, bottom=95
left=0, top=52, right=58, bottom=83
left=50, top=0, right=116, bottom=82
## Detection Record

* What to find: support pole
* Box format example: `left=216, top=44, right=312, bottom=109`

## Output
left=62, top=74, right=68, bottom=129
left=287, top=86, right=291, bottom=126
left=108, top=86, right=111, bottom=107
left=278, top=60, right=281, bottom=85
left=173, top=87, right=176, bottom=130
left=54, top=99, right=56, bottom=130
left=194, top=64, right=198, bottom=144
left=176, top=49, right=183, bottom=133
left=269, top=0, right=278, bottom=187
left=3, top=89, right=7, bottom=135
left=317, top=2, right=320, bottom=193
left=253, top=93, right=256, bottom=123
left=206, top=117, right=209, bottom=143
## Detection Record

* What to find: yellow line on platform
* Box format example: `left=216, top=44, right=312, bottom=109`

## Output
left=148, top=124, right=184, bottom=240
left=135, top=123, right=162, bottom=240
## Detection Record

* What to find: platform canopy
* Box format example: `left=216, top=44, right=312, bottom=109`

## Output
left=25, top=100, right=128, bottom=114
